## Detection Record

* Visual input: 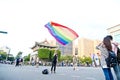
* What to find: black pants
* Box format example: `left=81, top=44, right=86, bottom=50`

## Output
left=51, top=62, right=57, bottom=72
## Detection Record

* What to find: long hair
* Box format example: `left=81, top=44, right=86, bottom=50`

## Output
left=103, top=36, right=112, bottom=51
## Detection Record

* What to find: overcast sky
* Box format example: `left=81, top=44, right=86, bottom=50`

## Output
left=0, top=0, right=120, bottom=57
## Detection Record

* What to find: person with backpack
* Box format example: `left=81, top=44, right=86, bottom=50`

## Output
left=96, top=37, right=114, bottom=80
left=117, top=46, right=120, bottom=65
left=106, top=35, right=120, bottom=80
left=51, top=51, right=58, bottom=73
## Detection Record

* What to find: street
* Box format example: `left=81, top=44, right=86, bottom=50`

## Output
left=0, top=64, right=115, bottom=80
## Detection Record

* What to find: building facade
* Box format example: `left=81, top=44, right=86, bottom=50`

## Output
left=107, top=24, right=120, bottom=46
left=30, top=39, right=57, bottom=63
left=93, top=40, right=101, bottom=54
left=57, top=42, right=73, bottom=56
left=78, top=37, right=101, bottom=57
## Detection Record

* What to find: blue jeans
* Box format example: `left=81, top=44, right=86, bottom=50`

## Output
left=113, top=64, right=120, bottom=80
left=102, top=68, right=114, bottom=80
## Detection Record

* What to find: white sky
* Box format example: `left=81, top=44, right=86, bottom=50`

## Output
left=0, top=0, right=120, bottom=57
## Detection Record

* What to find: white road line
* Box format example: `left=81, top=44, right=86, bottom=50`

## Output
left=85, top=77, right=96, bottom=80
left=72, top=75, right=81, bottom=78
left=57, top=74, right=66, bottom=76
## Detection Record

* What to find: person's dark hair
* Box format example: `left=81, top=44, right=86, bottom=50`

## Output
left=103, top=36, right=112, bottom=51
left=106, top=35, right=113, bottom=40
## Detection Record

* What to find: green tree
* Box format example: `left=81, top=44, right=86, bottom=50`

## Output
left=60, top=55, right=73, bottom=62
left=24, top=54, right=30, bottom=61
left=50, top=50, right=61, bottom=61
left=38, top=48, right=61, bottom=61
left=0, top=51, right=7, bottom=60
left=8, top=57, right=14, bottom=61
left=78, top=56, right=92, bottom=64
left=16, top=51, right=22, bottom=59
left=84, top=56, right=92, bottom=64
left=38, top=48, right=50, bottom=60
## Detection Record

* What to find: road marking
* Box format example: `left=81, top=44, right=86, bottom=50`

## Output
left=57, top=74, right=66, bottom=76
left=85, top=77, right=96, bottom=80
left=72, top=75, right=80, bottom=78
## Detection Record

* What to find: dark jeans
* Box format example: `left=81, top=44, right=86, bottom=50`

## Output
left=51, top=62, right=57, bottom=72
left=102, top=68, right=114, bottom=80
left=113, top=64, right=120, bottom=80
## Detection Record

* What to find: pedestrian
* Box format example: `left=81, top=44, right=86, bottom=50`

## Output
left=94, top=53, right=100, bottom=67
left=106, top=35, right=120, bottom=80
left=73, top=55, right=77, bottom=70
left=96, top=37, right=114, bottom=80
left=51, top=51, right=58, bottom=73
left=97, top=53, right=101, bottom=66
left=15, top=58, right=20, bottom=67
left=91, top=53, right=97, bottom=67
left=19, top=58, right=23, bottom=66
left=36, top=57, right=39, bottom=68
left=61, top=61, right=64, bottom=67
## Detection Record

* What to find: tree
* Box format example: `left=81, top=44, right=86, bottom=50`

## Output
left=7, top=57, right=15, bottom=61
left=24, top=54, right=30, bottom=61
left=16, top=51, right=22, bottom=59
left=50, top=49, right=61, bottom=61
left=0, top=51, right=7, bottom=60
left=78, top=56, right=92, bottom=65
left=60, top=55, right=73, bottom=62
left=38, top=48, right=61, bottom=61
left=38, top=48, right=50, bottom=60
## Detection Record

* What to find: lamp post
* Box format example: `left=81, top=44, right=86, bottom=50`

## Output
left=0, top=30, right=8, bottom=61
left=0, top=31, right=8, bottom=34
left=6, top=46, right=11, bottom=61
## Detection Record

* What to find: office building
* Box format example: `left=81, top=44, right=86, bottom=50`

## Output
left=107, top=24, right=120, bottom=47
left=78, top=38, right=101, bottom=57
left=57, top=42, right=73, bottom=56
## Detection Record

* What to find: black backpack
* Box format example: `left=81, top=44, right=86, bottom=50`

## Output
left=105, top=51, right=117, bottom=67
left=42, top=69, right=49, bottom=74
left=117, top=47, right=120, bottom=64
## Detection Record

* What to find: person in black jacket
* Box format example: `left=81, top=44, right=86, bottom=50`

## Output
left=51, top=51, right=58, bottom=73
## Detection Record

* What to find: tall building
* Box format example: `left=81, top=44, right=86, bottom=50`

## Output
left=73, top=44, right=78, bottom=56
left=78, top=37, right=101, bottom=57
left=107, top=24, right=120, bottom=47
left=57, top=42, right=73, bottom=56
left=93, top=40, right=101, bottom=54
left=78, top=38, right=94, bottom=57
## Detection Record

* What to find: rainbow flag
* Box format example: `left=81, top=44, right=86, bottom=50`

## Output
left=45, top=21, right=79, bottom=45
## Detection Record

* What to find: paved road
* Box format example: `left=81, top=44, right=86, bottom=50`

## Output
left=0, top=64, right=115, bottom=80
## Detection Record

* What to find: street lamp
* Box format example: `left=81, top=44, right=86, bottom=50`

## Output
left=0, top=31, right=8, bottom=61
left=5, top=46, right=11, bottom=61
left=0, top=31, right=8, bottom=34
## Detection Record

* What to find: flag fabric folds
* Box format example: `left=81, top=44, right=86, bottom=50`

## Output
left=45, top=21, right=79, bottom=45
